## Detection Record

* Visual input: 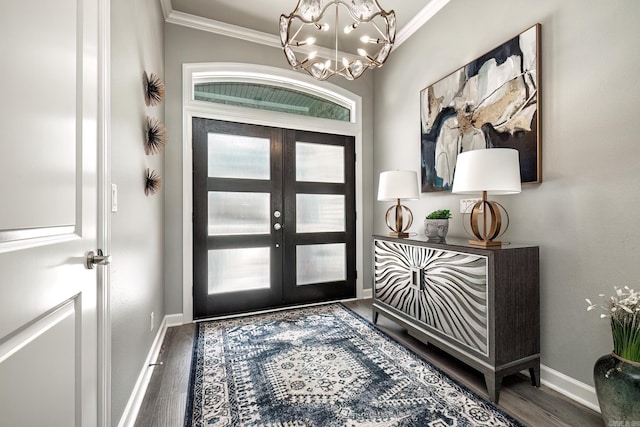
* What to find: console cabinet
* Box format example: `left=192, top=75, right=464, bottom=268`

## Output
left=372, top=235, right=540, bottom=402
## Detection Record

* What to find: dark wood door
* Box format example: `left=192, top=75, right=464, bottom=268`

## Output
left=193, top=118, right=356, bottom=318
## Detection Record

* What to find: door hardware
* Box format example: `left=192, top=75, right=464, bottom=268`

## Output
left=86, top=249, right=111, bottom=269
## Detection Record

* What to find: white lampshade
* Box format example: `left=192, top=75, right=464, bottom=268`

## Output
left=377, top=170, right=420, bottom=201
left=451, top=149, right=522, bottom=195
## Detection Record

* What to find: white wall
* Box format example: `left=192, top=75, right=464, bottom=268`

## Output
left=111, top=0, right=165, bottom=423
left=162, top=24, right=376, bottom=315
left=372, top=0, right=640, bottom=389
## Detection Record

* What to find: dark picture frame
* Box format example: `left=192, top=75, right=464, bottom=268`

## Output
left=420, top=23, right=541, bottom=192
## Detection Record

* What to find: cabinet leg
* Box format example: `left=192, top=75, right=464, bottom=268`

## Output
left=484, top=374, right=503, bottom=403
left=529, top=365, right=541, bottom=387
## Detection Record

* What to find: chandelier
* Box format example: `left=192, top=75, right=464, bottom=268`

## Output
left=280, top=0, right=396, bottom=81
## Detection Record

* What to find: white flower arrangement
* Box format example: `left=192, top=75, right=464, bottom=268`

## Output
left=586, top=286, right=640, bottom=363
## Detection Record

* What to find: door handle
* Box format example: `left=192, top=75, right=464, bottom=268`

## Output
left=274, top=223, right=282, bottom=231
left=86, top=249, right=112, bottom=269
left=410, top=267, right=424, bottom=290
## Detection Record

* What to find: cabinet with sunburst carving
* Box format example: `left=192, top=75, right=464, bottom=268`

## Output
left=372, top=235, right=540, bottom=403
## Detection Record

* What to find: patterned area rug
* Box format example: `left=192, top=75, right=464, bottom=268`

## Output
left=185, top=304, right=523, bottom=426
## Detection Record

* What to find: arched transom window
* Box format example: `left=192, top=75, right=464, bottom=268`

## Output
left=194, top=82, right=351, bottom=122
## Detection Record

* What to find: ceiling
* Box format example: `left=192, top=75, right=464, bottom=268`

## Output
left=170, top=0, right=431, bottom=35
left=164, top=0, right=448, bottom=53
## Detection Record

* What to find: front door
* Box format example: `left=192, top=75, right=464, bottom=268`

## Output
left=192, top=119, right=356, bottom=318
left=0, top=0, right=102, bottom=425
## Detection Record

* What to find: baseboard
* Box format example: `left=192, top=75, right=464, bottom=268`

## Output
left=538, top=364, right=600, bottom=413
left=165, top=313, right=184, bottom=327
left=117, top=315, right=171, bottom=427
left=361, top=288, right=372, bottom=299
left=363, top=291, right=599, bottom=413
left=120, top=307, right=600, bottom=419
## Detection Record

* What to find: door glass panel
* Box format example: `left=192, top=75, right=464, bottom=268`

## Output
left=295, top=142, right=345, bottom=183
left=208, top=133, right=270, bottom=179
left=208, top=247, right=270, bottom=294
left=297, top=243, right=346, bottom=285
left=208, top=192, right=270, bottom=235
left=296, top=194, right=345, bottom=233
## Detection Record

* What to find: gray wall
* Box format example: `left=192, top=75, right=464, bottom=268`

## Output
left=163, top=23, right=375, bottom=315
left=111, top=0, right=165, bottom=423
left=372, top=0, right=640, bottom=387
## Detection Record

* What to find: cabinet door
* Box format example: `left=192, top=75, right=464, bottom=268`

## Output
left=415, top=249, right=489, bottom=356
left=374, top=240, right=422, bottom=318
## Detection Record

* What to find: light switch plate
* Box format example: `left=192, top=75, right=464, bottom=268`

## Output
left=459, top=198, right=483, bottom=214
left=111, top=184, right=118, bottom=212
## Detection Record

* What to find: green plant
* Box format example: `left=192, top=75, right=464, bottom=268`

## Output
left=587, top=286, right=640, bottom=363
left=426, top=209, right=452, bottom=220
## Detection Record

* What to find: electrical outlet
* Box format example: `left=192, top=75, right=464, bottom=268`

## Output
left=459, top=198, right=484, bottom=214
left=150, top=312, right=154, bottom=331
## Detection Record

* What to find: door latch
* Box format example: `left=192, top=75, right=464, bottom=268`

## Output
left=86, top=249, right=112, bottom=269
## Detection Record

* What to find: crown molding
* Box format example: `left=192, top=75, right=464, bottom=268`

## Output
left=166, top=10, right=279, bottom=48
left=161, top=0, right=449, bottom=51
left=159, top=0, right=172, bottom=21
left=395, top=0, right=451, bottom=47
left=165, top=9, right=360, bottom=61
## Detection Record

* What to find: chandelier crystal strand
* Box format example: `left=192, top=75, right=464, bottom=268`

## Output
left=280, top=0, right=395, bottom=81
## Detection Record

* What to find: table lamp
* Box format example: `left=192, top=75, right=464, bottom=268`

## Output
left=451, top=149, right=521, bottom=247
left=377, top=170, right=419, bottom=238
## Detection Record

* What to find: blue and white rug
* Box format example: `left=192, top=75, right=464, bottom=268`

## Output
left=185, top=304, right=523, bottom=426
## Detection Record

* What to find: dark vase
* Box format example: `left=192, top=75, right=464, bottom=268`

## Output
left=593, top=353, right=640, bottom=426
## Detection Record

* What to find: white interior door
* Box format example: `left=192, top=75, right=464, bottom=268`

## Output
left=0, top=0, right=103, bottom=426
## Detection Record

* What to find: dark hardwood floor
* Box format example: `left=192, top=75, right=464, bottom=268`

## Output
left=134, top=299, right=604, bottom=426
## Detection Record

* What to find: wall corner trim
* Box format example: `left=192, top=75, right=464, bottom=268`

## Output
left=159, top=0, right=172, bottom=21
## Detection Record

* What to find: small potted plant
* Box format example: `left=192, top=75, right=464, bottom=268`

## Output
left=424, top=209, right=451, bottom=242
left=586, top=286, right=640, bottom=424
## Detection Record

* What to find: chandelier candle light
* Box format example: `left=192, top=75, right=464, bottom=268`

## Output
left=280, top=0, right=396, bottom=81
left=451, top=149, right=522, bottom=247
left=377, top=170, right=419, bottom=238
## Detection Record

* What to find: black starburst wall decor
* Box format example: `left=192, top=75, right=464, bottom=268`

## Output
left=144, top=168, right=162, bottom=196
left=144, top=116, right=166, bottom=155
left=144, top=71, right=165, bottom=106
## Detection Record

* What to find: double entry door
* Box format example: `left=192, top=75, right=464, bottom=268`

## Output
left=193, top=118, right=356, bottom=318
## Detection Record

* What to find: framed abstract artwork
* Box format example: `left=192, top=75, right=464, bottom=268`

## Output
left=420, top=24, right=541, bottom=192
